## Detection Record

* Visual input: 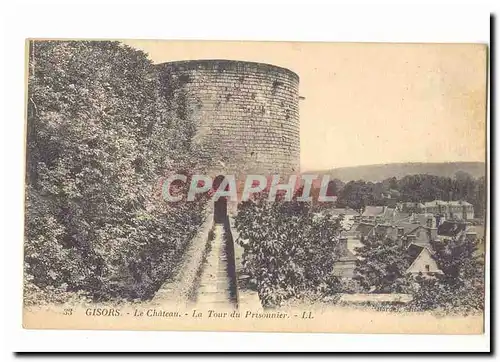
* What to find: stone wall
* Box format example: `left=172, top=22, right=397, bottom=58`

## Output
left=157, top=59, right=300, bottom=177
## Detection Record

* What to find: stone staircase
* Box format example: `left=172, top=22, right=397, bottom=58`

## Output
left=152, top=210, right=261, bottom=310
left=195, top=222, right=239, bottom=309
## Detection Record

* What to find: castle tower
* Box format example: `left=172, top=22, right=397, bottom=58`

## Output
left=157, top=59, right=300, bottom=178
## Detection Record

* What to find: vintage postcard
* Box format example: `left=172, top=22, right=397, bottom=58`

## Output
left=23, top=39, right=488, bottom=334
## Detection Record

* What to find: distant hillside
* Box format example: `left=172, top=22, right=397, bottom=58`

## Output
left=307, top=162, right=486, bottom=182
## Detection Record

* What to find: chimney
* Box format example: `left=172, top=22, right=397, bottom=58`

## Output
left=435, top=214, right=442, bottom=228
left=426, top=217, right=433, bottom=228
left=397, top=227, right=405, bottom=238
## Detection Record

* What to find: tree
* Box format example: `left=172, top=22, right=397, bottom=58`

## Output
left=353, top=235, right=410, bottom=293
left=336, top=180, right=378, bottom=212
left=235, top=193, right=343, bottom=307
left=410, top=234, right=484, bottom=313
left=473, top=176, right=486, bottom=219
left=25, top=40, right=206, bottom=304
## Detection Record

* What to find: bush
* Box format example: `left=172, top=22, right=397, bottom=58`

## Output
left=24, top=40, right=207, bottom=304
left=353, top=235, right=411, bottom=293
left=409, top=274, right=484, bottom=314
left=409, top=235, right=485, bottom=314
left=234, top=194, right=343, bottom=308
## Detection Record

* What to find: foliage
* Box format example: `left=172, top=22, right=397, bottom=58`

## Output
left=24, top=40, right=206, bottom=304
left=409, top=275, right=484, bottom=314
left=409, top=234, right=484, bottom=314
left=335, top=180, right=376, bottom=212
left=234, top=193, right=343, bottom=308
left=24, top=269, right=92, bottom=307
left=353, top=235, right=410, bottom=293
left=327, top=277, right=364, bottom=294
left=335, top=173, right=486, bottom=218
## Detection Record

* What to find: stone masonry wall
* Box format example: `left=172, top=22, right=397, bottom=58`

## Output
left=157, top=60, right=300, bottom=177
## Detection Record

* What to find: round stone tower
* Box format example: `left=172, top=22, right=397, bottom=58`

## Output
left=157, top=59, right=300, bottom=177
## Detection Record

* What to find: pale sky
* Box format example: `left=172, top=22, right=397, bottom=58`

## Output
left=123, top=40, right=487, bottom=171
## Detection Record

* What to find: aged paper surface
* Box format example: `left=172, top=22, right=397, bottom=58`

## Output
left=23, top=39, right=487, bottom=333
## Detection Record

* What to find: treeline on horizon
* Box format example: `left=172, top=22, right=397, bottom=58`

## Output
left=309, top=171, right=486, bottom=218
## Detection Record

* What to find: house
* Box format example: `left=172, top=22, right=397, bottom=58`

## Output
left=361, top=206, right=397, bottom=223
left=393, top=221, right=421, bottom=236
left=409, top=213, right=439, bottom=228
left=398, top=219, right=481, bottom=276
left=402, top=219, right=480, bottom=276
left=397, top=221, right=443, bottom=276
left=437, top=219, right=468, bottom=237
left=340, top=224, right=446, bottom=278
left=421, top=200, right=448, bottom=215
left=371, top=223, right=395, bottom=239
left=327, top=207, right=360, bottom=219
left=326, top=208, right=360, bottom=230
left=423, top=200, right=474, bottom=220
left=340, top=230, right=363, bottom=255
left=402, top=225, right=439, bottom=247
left=394, top=211, right=413, bottom=222
left=354, top=220, right=433, bottom=244
left=405, top=243, right=442, bottom=276
left=355, top=222, right=376, bottom=238
left=397, top=202, right=426, bottom=214
left=396, top=200, right=475, bottom=221
left=332, top=236, right=357, bottom=278
left=447, top=201, right=474, bottom=220
left=361, top=206, right=383, bottom=222
left=332, top=252, right=357, bottom=278
left=437, top=220, right=478, bottom=243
